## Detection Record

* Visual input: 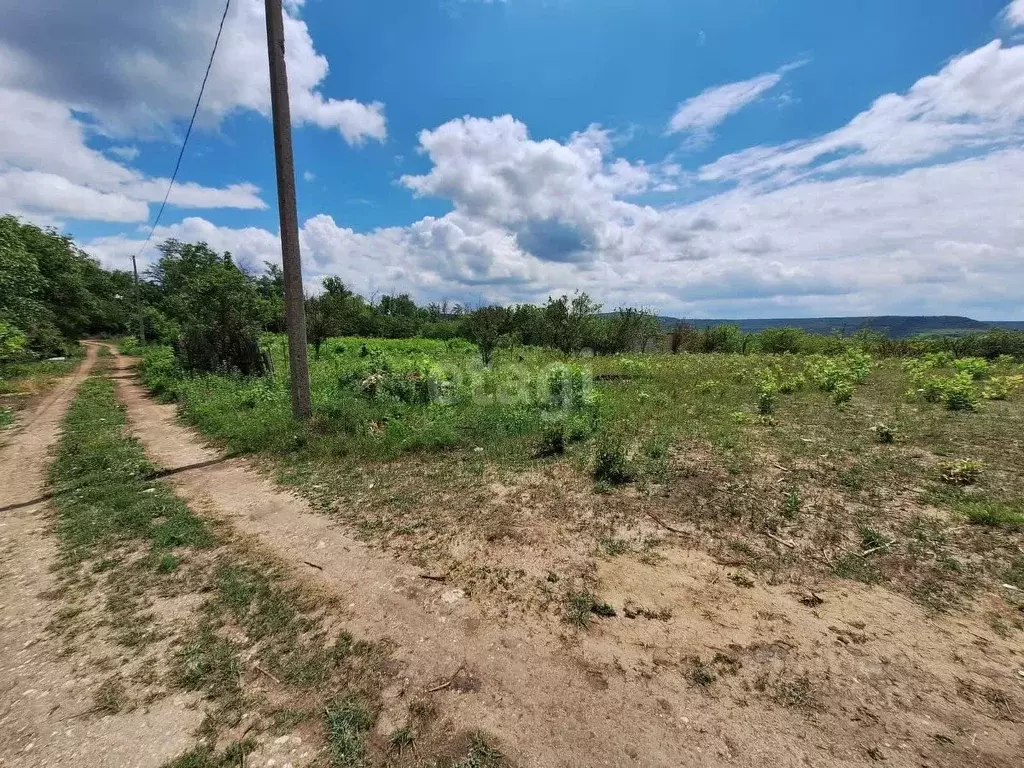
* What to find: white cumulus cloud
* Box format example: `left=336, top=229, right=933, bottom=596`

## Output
left=0, top=88, right=266, bottom=223
left=0, top=0, right=386, bottom=145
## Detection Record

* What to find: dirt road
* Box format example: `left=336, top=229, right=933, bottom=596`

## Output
left=0, top=346, right=200, bottom=768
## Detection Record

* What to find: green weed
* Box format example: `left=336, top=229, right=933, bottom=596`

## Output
left=563, top=591, right=616, bottom=628
left=961, top=501, right=1024, bottom=527
left=324, top=696, right=375, bottom=768
left=940, top=459, right=982, bottom=486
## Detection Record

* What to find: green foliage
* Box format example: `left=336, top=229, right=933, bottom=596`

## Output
left=324, top=696, right=375, bottom=768
left=754, top=326, right=808, bottom=354
left=593, top=308, right=663, bottom=354
left=593, top=431, right=634, bottom=484
left=542, top=292, right=602, bottom=354
left=463, top=305, right=511, bottom=364
left=151, top=240, right=267, bottom=375
left=777, top=373, right=806, bottom=394
left=547, top=362, right=595, bottom=410
left=0, top=215, right=131, bottom=355
left=700, top=324, right=744, bottom=353
left=982, top=375, right=1023, bottom=400
left=943, top=372, right=979, bottom=411
left=952, top=357, right=990, bottom=380
left=0, top=319, right=27, bottom=362
left=803, top=349, right=870, bottom=406
left=48, top=376, right=214, bottom=564
left=871, top=422, right=897, bottom=444
left=755, top=370, right=778, bottom=415
left=939, top=459, right=982, bottom=486
left=831, top=378, right=854, bottom=406
left=136, top=344, right=183, bottom=399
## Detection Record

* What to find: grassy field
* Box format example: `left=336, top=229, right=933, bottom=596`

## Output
left=132, top=337, right=1024, bottom=627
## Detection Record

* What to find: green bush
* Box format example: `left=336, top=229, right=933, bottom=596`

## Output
left=138, top=345, right=182, bottom=399
left=871, top=422, right=897, bottom=443
left=593, top=432, right=634, bottom=484
left=778, top=374, right=806, bottom=394
left=0, top=320, right=27, bottom=362
left=831, top=378, right=854, bottom=406
left=755, top=370, right=778, bottom=415
left=952, top=357, right=989, bottom=380
left=547, top=362, right=595, bottom=410
left=943, top=373, right=978, bottom=411
left=939, top=459, right=981, bottom=486
left=982, top=375, right=1023, bottom=400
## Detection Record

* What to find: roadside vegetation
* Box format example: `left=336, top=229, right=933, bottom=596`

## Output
left=128, top=329, right=1024, bottom=627
left=47, top=371, right=508, bottom=766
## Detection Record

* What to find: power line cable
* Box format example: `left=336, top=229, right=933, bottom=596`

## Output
left=134, top=0, right=232, bottom=262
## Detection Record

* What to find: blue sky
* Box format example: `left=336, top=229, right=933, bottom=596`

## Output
left=2, top=0, right=1023, bottom=318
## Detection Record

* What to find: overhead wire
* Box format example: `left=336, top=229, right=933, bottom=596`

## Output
left=133, top=0, right=233, bottom=262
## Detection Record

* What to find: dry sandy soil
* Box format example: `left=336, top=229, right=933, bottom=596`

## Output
left=1, top=346, right=1021, bottom=767
left=0, top=346, right=200, bottom=768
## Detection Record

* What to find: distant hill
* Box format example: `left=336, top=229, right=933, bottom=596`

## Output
left=654, top=316, right=1024, bottom=339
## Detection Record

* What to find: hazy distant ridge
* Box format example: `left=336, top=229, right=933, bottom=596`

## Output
left=652, top=316, right=1024, bottom=338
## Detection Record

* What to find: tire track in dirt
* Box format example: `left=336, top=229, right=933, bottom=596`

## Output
left=0, top=345, right=201, bottom=768
left=108, top=347, right=995, bottom=768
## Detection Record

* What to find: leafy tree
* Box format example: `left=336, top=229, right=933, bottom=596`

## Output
left=594, top=308, right=663, bottom=354
left=0, top=320, right=27, bottom=362
left=305, top=294, right=331, bottom=358
left=0, top=215, right=130, bottom=354
left=463, top=306, right=510, bottom=364
left=543, top=292, right=601, bottom=354
left=322, top=276, right=353, bottom=299
left=255, top=262, right=286, bottom=333
left=669, top=321, right=700, bottom=353
left=149, top=240, right=267, bottom=374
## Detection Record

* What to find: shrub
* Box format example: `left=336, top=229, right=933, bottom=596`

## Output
left=871, top=422, right=897, bottom=444
left=547, top=363, right=595, bottom=411
left=919, top=376, right=948, bottom=403
left=831, top=378, right=854, bottom=406
left=755, top=370, right=779, bottom=415
left=138, top=344, right=182, bottom=398
left=0, top=320, right=27, bottom=362
left=842, top=349, right=872, bottom=382
left=939, top=459, right=981, bottom=486
left=593, top=432, right=634, bottom=484
left=952, top=357, right=989, bottom=380
left=805, top=351, right=870, bottom=393
left=982, top=375, right=1023, bottom=400
left=342, top=351, right=453, bottom=406
left=755, top=327, right=807, bottom=355
left=778, top=374, right=806, bottom=394
left=943, top=372, right=978, bottom=411
left=537, top=415, right=567, bottom=456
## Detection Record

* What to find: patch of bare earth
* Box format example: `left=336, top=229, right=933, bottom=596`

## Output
left=109, top=348, right=1024, bottom=766
left=0, top=346, right=201, bottom=768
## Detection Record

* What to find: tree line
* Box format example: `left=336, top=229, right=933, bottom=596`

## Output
left=0, top=226, right=664, bottom=368
left=3, top=220, right=1022, bottom=370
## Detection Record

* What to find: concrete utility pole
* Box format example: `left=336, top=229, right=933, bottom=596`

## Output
left=264, top=0, right=311, bottom=420
left=131, top=254, right=145, bottom=344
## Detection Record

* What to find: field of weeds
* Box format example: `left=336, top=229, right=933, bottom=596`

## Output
left=131, top=337, right=1024, bottom=629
